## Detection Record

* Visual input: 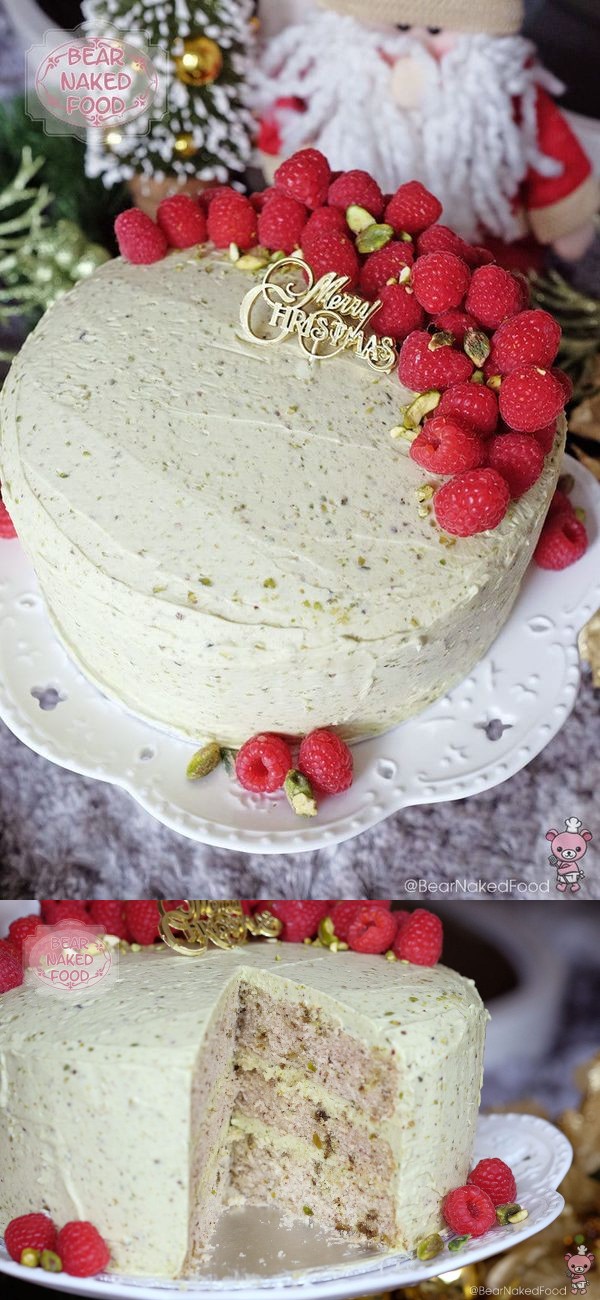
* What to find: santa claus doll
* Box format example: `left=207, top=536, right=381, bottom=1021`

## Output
left=251, top=0, right=599, bottom=273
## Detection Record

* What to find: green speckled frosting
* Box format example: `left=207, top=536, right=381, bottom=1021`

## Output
left=0, top=944, right=487, bottom=1276
left=0, top=251, right=564, bottom=743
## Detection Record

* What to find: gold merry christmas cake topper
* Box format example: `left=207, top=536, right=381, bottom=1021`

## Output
left=158, top=900, right=282, bottom=956
left=239, top=255, right=396, bottom=373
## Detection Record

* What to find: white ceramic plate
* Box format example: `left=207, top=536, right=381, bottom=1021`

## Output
left=0, top=1113, right=572, bottom=1300
left=0, top=455, right=598, bottom=854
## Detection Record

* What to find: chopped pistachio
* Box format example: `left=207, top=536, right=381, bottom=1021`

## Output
left=220, top=747, right=238, bottom=776
left=303, top=1206, right=314, bottom=1216
left=346, top=204, right=375, bottom=233
left=228, top=242, right=240, bottom=262
left=263, top=577, right=277, bottom=589
left=186, top=741, right=222, bottom=781
left=428, top=330, right=454, bottom=351
left=385, top=949, right=397, bottom=961
left=486, top=373, right=502, bottom=390
left=284, top=769, right=318, bottom=818
left=575, top=507, right=586, bottom=524
left=318, top=915, right=337, bottom=946
left=41, top=1250, right=63, bottom=1273
left=464, top=327, right=491, bottom=366
left=448, top=1234, right=470, bottom=1252
left=237, top=252, right=270, bottom=273
left=356, top=222, right=394, bottom=254
left=21, top=1249, right=41, bottom=1268
left=416, top=1233, right=444, bottom=1261
left=416, top=484, right=435, bottom=503
left=508, top=1207, right=529, bottom=1224
left=495, top=1202, right=522, bottom=1225
left=404, top=389, right=440, bottom=427
left=390, top=424, right=418, bottom=442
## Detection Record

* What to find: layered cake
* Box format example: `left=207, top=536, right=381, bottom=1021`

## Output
left=0, top=246, right=564, bottom=746
left=0, top=941, right=487, bottom=1277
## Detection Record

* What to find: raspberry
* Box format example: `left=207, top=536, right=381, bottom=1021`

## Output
left=347, top=905, right=398, bottom=954
left=552, top=368, right=573, bottom=403
left=0, top=497, right=17, bottom=539
left=499, top=366, right=564, bottom=433
left=206, top=189, right=258, bottom=251
left=262, top=900, right=329, bottom=943
left=89, top=900, right=130, bottom=940
left=0, top=947, right=23, bottom=993
left=385, top=181, right=442, bottom=235
left=329, top=900, right=391, bottom=942
left=417, top=223, right=473, bottom=261
left=464, top=244, right=496, bottom=267
left=197, top=184, right=236, bottom=211
left=437, top=382, right=498, bottom=436
left=432, top=309, right=480, bottom=344
left=491, top=309, right=560, bottom=373
left=488, top=432, right=544, bottom=498
left=411, top=252, right=470, bottom=313
left=8, top=915, right=41, bottom=951
left=250, top=187, right=275, bottom=213
left=358, top=241, right=414, bottom=299
left=547, top=487, right=574, bottom=520
left=5, top=1213, right=57, bottom=1263
left=304, top=230, right=360, bottom=291
left=532, top=420, right=558, bottom=455
left=328, top=169, right=384, bottom=220
left=114, top=208, right=167, bottom=265
left=301, top=206, right=348, bottom=249
left=274, top=148, right=331, bottom=209
left=410, top=414, right=486, bottom=474
left=393, top=909, right=443, bottom=965
left=442, top=1185, right=497, bottom=1237
left=434, top=468, right=510, bottom=536
left=469, top=1158, right=517, bottom=1207
left=298, top=728, right=353, bottom=795
left=124, top=900, right=160, bottom=945
left=0, top=937, right=19, bottom=959
left=258, top=191, right=307, bottom=254
left=235, top=733, right=293, bottom=793
left=48, top=901, right=90, bottom=923
left=466, top=265, right=527, bottom=330
left=534, top=512, right=588, bottom=570
left=56, top=1221, right=110, bottom=1277
left=398, top=331, right=474, bottom=392
left=371, top=283, right=425, bottom=340
left=156, top=194, right=207, bottom=249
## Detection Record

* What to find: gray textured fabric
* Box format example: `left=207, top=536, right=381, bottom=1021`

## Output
left=0, top=676, right=597, bottom=899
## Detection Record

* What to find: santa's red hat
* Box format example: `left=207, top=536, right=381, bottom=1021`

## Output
left=316, top=0, right=524, bottom=35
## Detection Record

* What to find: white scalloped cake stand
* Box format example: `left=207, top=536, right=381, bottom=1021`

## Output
left=0, top=456, right=598, bottom=854
left=0, top=1114, right=572, bottom=1300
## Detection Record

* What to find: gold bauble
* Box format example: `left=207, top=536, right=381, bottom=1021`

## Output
left=173, top=132, right=198, bottom=159
left=174, top=35, right=223, bottom=86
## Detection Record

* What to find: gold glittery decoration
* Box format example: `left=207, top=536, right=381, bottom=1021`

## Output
left=174, top=36, right=223, bottom=86
left=158, top=901, right=281, bottom=955
left=173, top=132, right=198, bottom=159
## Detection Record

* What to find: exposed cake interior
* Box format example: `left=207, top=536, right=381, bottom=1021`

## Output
left=185, top=974, right=399, bottom=1270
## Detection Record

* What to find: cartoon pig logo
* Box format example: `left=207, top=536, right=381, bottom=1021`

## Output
left=565, top=1243, right=595, bottom=1294
left=546, top=817, right=592, bottom=894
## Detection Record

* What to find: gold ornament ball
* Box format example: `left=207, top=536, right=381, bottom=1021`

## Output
left=173, top=132, right=198, bottom=159
left=174, top=35, right=223, bottom=86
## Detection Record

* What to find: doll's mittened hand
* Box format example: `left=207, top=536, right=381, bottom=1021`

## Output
left=390, top=56, right=427, bottom=109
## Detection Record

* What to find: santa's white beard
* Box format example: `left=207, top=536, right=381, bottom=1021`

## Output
left=250, top=13, right=563, bottom=241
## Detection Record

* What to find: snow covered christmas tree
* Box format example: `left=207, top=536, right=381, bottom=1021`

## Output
left=83, top=0, right=256, bottom=189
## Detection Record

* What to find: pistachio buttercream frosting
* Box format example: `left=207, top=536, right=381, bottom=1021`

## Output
left=0, top=250, right=564, bottom=744
left=0, top=942, right=488, bottom=1276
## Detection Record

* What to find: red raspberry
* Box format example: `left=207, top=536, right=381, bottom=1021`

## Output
left=434, top=468, right=510, bottom=536
left=398, top=331, right=474, bottom=392
left=442, top=1185, right=497, bottom=1237
left=328, top=169, right=384, bottom=219
left=410, top=415, right=486, bottom=475
left=488, top=432, right=544, bottom=498
left=49, top=901, right=91, bottom=923
left=466, top=265, right=527, bottom=330
left=0, top=937, right=19, bottom=959
left=359, top=241, right=414, bottom=299
left=197, top=184, right=236, bottom=211
left=298, top=729, right=353, bottom=795
left=552, top=368, right=573, bottom=403
left=464, top=244, right=496, bottom=267
left=304, top=231, right=360, bottom=290
left=8, top=915, right=41, bottom=951
left=56, top=1221, right=110, bottom=1277
left=347, top=905, right=398, bottom=954
left=329, top=900, right=391, bottom=942
left=5, top=1213, right=57, bottom=1263
left=156, top=194, right=207, bottom=249
left=235, top=733, right=293, bottom=793
left=371, top=283, right=425, bottom=340
left=385, top=181, right=442, bottom=235
left=262, top=900, right=329, bottom=943
left=432, top=309, right=480, bottom=344
left=274, top=147, right=331, bottom=209
left=0, top=947, right=23, bottom=993
left=393, top=908, right=443, bottom=965
left=547, top=487, right=574, bottom=521
left=206, top=189, right=258, bottom=251
left=250, top=187, right=275, bottom=213
left=89, top=900, right=130, bottom=940
left=491, top=309, right=560, bottom=373
left=534, top=512, right=588, bottom=570
left=258, top=191, right=307, bottom=254
left=124, top=900, right=160, bottom=945
left=411, top=251, right=470, bottom=313
left=437, top=382, right=498, bottom=436
left=417, top=223, right=472, bottom=260
left=301, top=206, right=348, bottom=249
left=114, top=208, right=167, bottom=265
left=469, top=1158, right=517, bottom=1207
left=499, top=366, right=564, bottom=433
left=0, top=497, right=17, bottom=539
left=532, top=420, right=558, bottom=455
